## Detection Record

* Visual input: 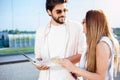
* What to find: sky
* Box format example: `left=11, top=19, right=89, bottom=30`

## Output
left=0, top=0, right=120, bottom=31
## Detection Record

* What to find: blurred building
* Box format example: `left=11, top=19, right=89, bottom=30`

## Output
left=0, top=32, right=9, bottom=48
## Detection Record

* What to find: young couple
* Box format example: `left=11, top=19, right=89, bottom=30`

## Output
left=33, top=0, right=120, bottom=80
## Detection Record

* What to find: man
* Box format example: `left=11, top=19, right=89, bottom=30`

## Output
left=33, top=0, right=86, bottom=80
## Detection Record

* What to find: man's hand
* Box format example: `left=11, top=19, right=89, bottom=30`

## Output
left=32, top=62, right=49, bottom=70
left=33, top=57, right=49, bottom=70
left=36, top=57, right=42, bottom=61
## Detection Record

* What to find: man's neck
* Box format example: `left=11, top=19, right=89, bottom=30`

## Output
left=50, top=20, right=64, bottom=27
left=51, top=22, right=61, bottom=27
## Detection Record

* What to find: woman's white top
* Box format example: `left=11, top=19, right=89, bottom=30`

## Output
left=79, top=36, right=115, bottom=80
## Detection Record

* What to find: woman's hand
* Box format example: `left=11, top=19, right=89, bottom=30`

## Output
left=57, top=59, right=76, bottom=72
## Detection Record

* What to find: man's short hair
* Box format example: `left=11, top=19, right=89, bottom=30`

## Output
left=46, top=0, right=68, bottom=12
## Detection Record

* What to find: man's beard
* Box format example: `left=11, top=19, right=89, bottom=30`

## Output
left=52, top=15, right=66, bottom=24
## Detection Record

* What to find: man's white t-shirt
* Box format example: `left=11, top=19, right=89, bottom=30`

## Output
left=48, top=24, right=66, bottom=58
left=47, top=24, right=73, bottom=80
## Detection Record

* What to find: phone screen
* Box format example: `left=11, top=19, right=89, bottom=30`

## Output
left=22, top=53, right=36, bottom=63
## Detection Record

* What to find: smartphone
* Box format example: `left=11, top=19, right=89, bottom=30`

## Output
left=22, top=53, right=37, bottom=63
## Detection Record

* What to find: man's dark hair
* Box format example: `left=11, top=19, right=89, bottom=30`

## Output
left=46, top=0, right=68, bottom=12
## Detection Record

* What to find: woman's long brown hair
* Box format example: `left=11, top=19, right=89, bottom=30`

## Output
left=85, top=10, right=119, bottom=73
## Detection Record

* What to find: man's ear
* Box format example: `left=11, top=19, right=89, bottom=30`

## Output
left=47, top=10, right=52, bottom=16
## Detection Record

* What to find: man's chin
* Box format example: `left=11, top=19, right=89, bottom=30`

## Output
left=56, top=20, right=65, bottom=24
left=58, top=22, right=64, bottom=24
left=59, top=20, right=65, bottom=24
left=55, top=19, right=65, bottom=24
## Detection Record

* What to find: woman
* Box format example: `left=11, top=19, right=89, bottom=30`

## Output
left=57, top=10, right=120, bottom=80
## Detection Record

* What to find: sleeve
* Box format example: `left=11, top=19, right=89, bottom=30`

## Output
left=34, top=28, right=42, bottom=59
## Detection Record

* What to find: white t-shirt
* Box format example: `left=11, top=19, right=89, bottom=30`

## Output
left=48, top=24, right=72, bottom=80
left=48, top=24, right=66, bottom=58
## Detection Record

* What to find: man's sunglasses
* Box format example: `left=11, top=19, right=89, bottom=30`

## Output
left=56, top=9, right=68, bottom=14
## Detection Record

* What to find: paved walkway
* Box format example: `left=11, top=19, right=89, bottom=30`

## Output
left=0, top=53, right=34, bottom=64
left=0, top=62, right=39, bottom=80
left=0, top=53, right=40, bottom=80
